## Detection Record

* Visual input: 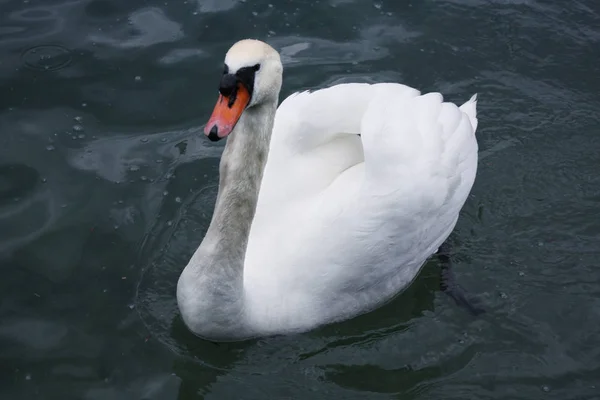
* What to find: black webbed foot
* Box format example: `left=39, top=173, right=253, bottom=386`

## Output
left=436, top=241, right=485, bottom=316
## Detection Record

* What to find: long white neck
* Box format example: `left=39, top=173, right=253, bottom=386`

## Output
left=177, top=100, right=277, bottom=340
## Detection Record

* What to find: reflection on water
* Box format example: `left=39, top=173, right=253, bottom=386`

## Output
left=1, top=0, right=600, bottom=398
left=89, top=7, right=184, bottom=50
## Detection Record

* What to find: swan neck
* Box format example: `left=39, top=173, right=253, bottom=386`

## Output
left=211, top=101, right=275, bottom=245
left=177, top=100, right=276, bottom=339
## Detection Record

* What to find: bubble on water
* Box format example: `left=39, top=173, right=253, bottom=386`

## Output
left=129, top=165, right=140, bottom=172
left=21, top=45, right=72, bottom=71
left=166, top=220, right=173, bottom=226
left=175, top=197, right=182, bottom=203
left=268, top=3, right=273, bottom=7
left=78, top=134, right=85, bottom=139
left=373, top=2, right=382, bottom=9
left=74, top=116, right=83, bottom=123
left=25, top=374, right=31, bottom=381
left=160, top=137, right=167, bottom=143
left=192, top=11, right=198, bottom=15
left=163, top=191, right=168, bottom=196
left=140, top=137, right=149, bottom=143
left=499, top=292, right=508, bottom=299
left=155, top=159, right=163, bottom=164
left=134, top=75, right=142, bottom=82
left=541, top=385, right=550, bottom=392
left=140, top=176, right=148, bottom=181
left=518, top=271, right=525, bottom=277
left=81, top=102, right=87, bottom=107
left=128, top=303, right=135, bottom=310
left=73, top=124, right=84, bottom=132
left=41, top=177, right=47, bottom=183
left=252, top=11, right=258, bottom=16
left=46, top=145, right=55, bottom=151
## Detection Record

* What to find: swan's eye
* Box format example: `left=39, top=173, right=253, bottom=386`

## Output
left=253, top=64, right=260, bottom=72
left=223, top=64, right=229, bottom=75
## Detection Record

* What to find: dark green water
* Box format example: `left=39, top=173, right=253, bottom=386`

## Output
left=1, top=0, right=600, bottom=398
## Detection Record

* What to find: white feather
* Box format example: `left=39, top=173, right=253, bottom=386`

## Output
left=243, top=83, right=479, bottom=334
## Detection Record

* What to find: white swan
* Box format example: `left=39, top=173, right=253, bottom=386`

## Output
left=177, top=39, right=479, bottom=341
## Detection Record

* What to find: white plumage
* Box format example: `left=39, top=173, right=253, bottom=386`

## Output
left=177, top=39, right=479, bottom=340
left=245, top=84, right=478, bottom=334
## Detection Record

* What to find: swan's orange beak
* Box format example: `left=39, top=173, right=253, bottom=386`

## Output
left=204, top=84, right=251, bottom=141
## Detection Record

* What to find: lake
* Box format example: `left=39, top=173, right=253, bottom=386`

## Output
left=1, top=0, right=599, bottom=399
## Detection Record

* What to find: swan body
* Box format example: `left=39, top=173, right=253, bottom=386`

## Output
left=177, top=39, right=479, bottom=341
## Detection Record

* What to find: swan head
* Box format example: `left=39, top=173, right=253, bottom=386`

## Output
left=204, top=39, right=283, bottom=141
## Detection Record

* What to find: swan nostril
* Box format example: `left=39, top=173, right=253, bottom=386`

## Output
left=207, top=125, right=221, bottom=142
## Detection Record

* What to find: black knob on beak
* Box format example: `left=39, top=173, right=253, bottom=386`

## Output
left=219, top=74, right=237, bottom=97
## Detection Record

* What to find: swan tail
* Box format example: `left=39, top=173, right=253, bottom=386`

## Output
left=459, top=94, right=478, bottom=132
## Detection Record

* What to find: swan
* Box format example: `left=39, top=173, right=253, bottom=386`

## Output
left=177, top=39, right=480, bottom=341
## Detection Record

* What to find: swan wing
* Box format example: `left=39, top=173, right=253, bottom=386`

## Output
left=255, top=83, right=420, bottom=207
left=244, top=83, right=478, bottom=333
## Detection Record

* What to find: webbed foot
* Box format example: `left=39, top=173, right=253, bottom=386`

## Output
left=436, top=241, right=485, bottom=316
